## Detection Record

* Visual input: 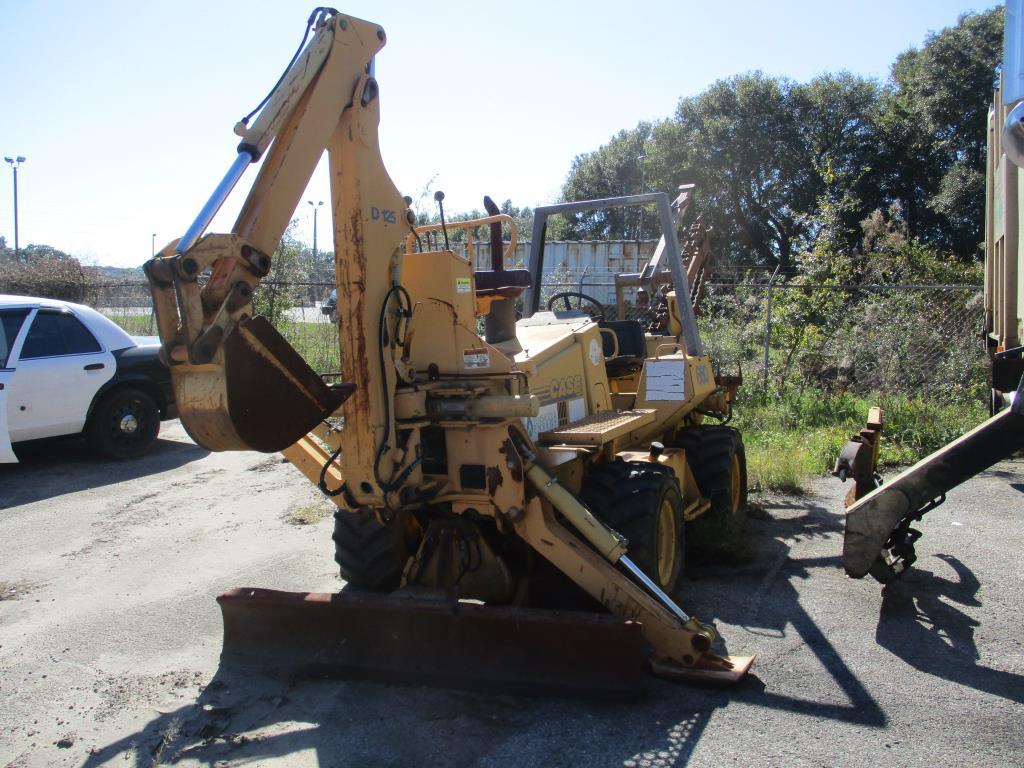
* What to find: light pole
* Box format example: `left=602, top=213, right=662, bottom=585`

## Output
left=636, top=152, right=646, bottom=240
left=4, top=156, right=26, bottom=256
left=151, top=233, right=157, bottom=258
left=307, top=199, right=324, bottom=259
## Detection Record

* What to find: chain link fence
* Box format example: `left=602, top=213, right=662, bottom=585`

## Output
left=85, top=272, right=987, bottom=405
left=533, top=269, right=987, bottom=403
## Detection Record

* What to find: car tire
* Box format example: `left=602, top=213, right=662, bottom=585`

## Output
left=86, top=387, right=160, bottom=460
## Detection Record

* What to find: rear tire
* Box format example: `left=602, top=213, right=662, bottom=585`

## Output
left=86, top=387, right=160, bottom=460
left=579, top=461, right=685, bottom=594
left=332, top=508, right=409, bottom=590
left=673, top=426, right=748, bottom=558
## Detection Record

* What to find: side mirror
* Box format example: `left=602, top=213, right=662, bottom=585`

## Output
left=1003, top=101, right=1024, bottom=169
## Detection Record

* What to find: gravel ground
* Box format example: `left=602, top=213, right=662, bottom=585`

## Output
left=1, top=421, right=1022, bottom=767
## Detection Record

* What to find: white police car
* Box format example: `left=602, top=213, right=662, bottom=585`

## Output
left=0, top=294, right=175, bottom=462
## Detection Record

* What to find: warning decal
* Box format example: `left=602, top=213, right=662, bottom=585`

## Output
left=463, top=347, right=490, bottom=368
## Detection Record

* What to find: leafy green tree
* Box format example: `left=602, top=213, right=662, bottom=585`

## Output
left=558, top=124, right=652, bottom=240
left=252, top=223, right=309, bottom=325
left=561, top=72, right=884, bottom=268
left=879, top=7, right=1003, bottom=257
left=557, top=7, right=1002, bottom=267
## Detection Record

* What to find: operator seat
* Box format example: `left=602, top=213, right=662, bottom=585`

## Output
left=599, top=319, right=647, bottom=376
left=474, top=268, right=532, bottom=299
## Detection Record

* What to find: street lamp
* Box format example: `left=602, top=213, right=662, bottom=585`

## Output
left=636, top=152, right=647, bottom=240
left=4, top=156, right=26, bottom=256
left=307, top=200, right=324, bottom=259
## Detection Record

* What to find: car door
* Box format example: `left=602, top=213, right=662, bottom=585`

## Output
left=6, top=308, right=115, bottom=442
left=0, top=308, right=31, bottom=462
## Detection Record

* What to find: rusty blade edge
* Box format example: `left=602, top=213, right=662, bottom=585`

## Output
left=649, top=655, right=755, bottom=687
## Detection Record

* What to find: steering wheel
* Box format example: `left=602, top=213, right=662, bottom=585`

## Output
left=547, top=291, right=605, bottom=322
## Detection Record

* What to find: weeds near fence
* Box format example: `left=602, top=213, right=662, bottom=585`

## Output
left=734, top=390, right=988, bottom=493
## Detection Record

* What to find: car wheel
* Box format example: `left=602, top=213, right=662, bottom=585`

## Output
left=86, top=387, right=160, bottom=460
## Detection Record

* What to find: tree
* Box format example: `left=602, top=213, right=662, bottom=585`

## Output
left=559, top=72, right=885, bottom=268
left=557, top=124, right=653, bottom=240
left=252, top=223, right=310, bottom=325
left=879, top=7, right=1003, bottom=257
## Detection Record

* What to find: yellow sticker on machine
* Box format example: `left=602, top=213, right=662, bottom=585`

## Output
left=456, top=277, right=472, bottom=293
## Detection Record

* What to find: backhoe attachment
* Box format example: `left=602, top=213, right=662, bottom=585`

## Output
left=144, top=9, right=389, bottom=453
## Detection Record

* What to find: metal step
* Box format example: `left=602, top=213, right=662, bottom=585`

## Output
left=539, top=408, right=656, bottom=447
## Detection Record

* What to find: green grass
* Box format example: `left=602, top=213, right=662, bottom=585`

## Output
left=276, top=320, right=341, bottom=374
left=733, top=390, right=988, bottom=493
left=104, top=312, right=157, bottom=336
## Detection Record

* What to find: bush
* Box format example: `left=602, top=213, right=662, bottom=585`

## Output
left=0, top=244, right=98, bottom=301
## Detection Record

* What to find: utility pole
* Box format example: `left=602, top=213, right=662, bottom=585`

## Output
left=763, top=264, right=781, bottom=397
left=4, top=156, right=26, bottom=256
left=308, top=199, right=324, bottom=258
left=151, top=233, right=157, bottom=258
left=636, top=152, right=646, bottom=240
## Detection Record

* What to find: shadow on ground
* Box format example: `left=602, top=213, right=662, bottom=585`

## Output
left=685, top=495, right=885, bottom=729
left=82, top=494, right=898, bottom=767
left=1, top=435, right=209, bottom=507
left=876, top=554, right=1024, bottom=704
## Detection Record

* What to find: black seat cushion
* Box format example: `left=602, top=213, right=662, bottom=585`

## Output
left=598, top=320, right=647, bottom=375
left=474, top=269, right=532, bottom=296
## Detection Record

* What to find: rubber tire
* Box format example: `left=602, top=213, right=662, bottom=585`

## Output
left=578, top=461, right=686, bottom=594
left=673, top=426, right=748, bottom=558
left=332, top=508, right=409, bottom=590
left=85, top=387, right=160, bottom=460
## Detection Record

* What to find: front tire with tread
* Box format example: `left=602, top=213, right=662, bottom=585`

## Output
left=673, top=425, right=748, bottom=558
left=332, top=508, right=409, bottom=590
left=579, top=461, right=686, bottom=594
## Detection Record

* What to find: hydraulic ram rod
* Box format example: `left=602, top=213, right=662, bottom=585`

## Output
left=176, top=151, right=255, bottom=254
left=520, top=452, right=692, bottom=624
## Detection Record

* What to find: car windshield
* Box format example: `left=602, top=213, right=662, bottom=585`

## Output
left=0, top=309, right=30, bottom=368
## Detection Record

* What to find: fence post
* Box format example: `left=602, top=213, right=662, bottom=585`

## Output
left=763, top=265, right=781, bottom=396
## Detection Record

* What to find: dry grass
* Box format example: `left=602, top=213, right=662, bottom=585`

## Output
left=286, top=502, right=333, bottom=526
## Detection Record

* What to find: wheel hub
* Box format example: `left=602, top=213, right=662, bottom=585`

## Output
left=119, top=413, right=139, bottom=434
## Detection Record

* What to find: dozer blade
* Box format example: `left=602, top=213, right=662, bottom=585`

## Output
left=844, top=401, right=1024, bottom=579
left=217, top=587, right=647, bottom=698
left=174, top=316, right=354, bottom=453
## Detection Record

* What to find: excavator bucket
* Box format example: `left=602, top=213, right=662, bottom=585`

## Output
left=217, top=588, right=648, bottom=698
left=174, top=316, right=354, bottom=453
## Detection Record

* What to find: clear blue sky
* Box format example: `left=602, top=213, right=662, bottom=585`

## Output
left=0, top=0, right=997, bottom=267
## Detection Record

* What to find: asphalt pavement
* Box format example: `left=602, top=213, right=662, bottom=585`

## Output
left=1, top=427, right=1021, bottom=767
